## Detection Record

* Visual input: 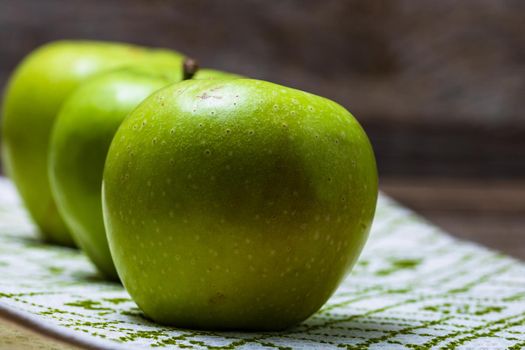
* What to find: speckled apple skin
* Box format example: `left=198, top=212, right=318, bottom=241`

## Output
left=49, top=67, right=240, bottom=280
left=102, top=79, right=378, bottom=330
left=49, top=68, right=241, bottom=279
left=49, top=67, right=183, bottom=280
left=1, top=40, right=183, bottom=246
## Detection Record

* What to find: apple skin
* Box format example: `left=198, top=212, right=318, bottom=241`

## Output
left=49, top=67, right=241, bottom=279
left=102, top=79, right=378, bottom=330
left=1, top=40, right=183, bottom=246
left=48, top=66, right=185, bottom=280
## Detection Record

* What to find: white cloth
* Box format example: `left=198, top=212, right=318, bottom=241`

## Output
left=0, top=178, right=523, bottom=349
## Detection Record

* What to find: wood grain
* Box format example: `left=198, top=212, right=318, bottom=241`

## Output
left=381, top=178, right=525, bottom=260
left=1, top=0, right=524, bottom=178
left=0, top=317, right=78, bottom=350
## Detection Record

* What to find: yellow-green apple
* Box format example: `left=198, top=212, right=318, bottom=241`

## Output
left=1, top=40, right=184, bottom=246
left=49, top=66, right=184, bottom=279
left=49, top=64, right=240, bottom=279
left=102, top=79, right=378, bottom=330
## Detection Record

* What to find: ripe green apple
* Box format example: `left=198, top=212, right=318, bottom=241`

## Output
left=102, top=78, right=378, bottom=330
left=49, top=64, right=241, bottom=279
left=1, top=40, right=184, bottom=246
left=49, top=66, right=185, bottom=280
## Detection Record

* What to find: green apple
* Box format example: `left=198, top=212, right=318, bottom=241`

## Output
left=49, top=64, right=241, bottom=279
left=48, top=64, right=240, bottom=279
left=1, top=40, right=184, bottom=246
left=102, top=78, right=378, bottom=330
left=48, top=66, right=188, bottom=280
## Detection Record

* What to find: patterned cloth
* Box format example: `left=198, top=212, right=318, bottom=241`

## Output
left=0, top=177, right=523, bottom=349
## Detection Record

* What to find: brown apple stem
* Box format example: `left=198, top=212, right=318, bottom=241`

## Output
left=183, top=58, right=199, bottom=80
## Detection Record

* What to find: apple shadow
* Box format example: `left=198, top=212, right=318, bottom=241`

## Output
left=274, top=312, right=427, bottom=347
left=14, top=235, right=50, bottom=248
left=120, top=308, right=157, bottom=324
left=70, top=270, right=118, bottom=284
left=116, top=309, right=409, bottom=348
left=227, top=313, right=410, bottom=346
left=8, top=234, right=120, bottom=285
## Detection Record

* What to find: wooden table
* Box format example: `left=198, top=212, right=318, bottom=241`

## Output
left=382, top=178, right=525, bottom=260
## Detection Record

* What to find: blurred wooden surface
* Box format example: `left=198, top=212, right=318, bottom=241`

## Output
left=1, top=0, right=525, bottom=178
left=382, top=178, right=525, bottom=260
left=0, top=317, right=77, bottom=350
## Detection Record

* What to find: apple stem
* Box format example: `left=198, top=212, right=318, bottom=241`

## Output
left=183, top=58, right=199, bottom=80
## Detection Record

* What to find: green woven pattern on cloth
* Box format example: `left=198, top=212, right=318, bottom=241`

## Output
left=0, top=177, right=523, bottom=349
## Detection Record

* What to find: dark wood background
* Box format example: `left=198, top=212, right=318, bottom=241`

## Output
left=0, top=0, right=524, bottom=259
left=1, top=0, right=525, bottom=178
